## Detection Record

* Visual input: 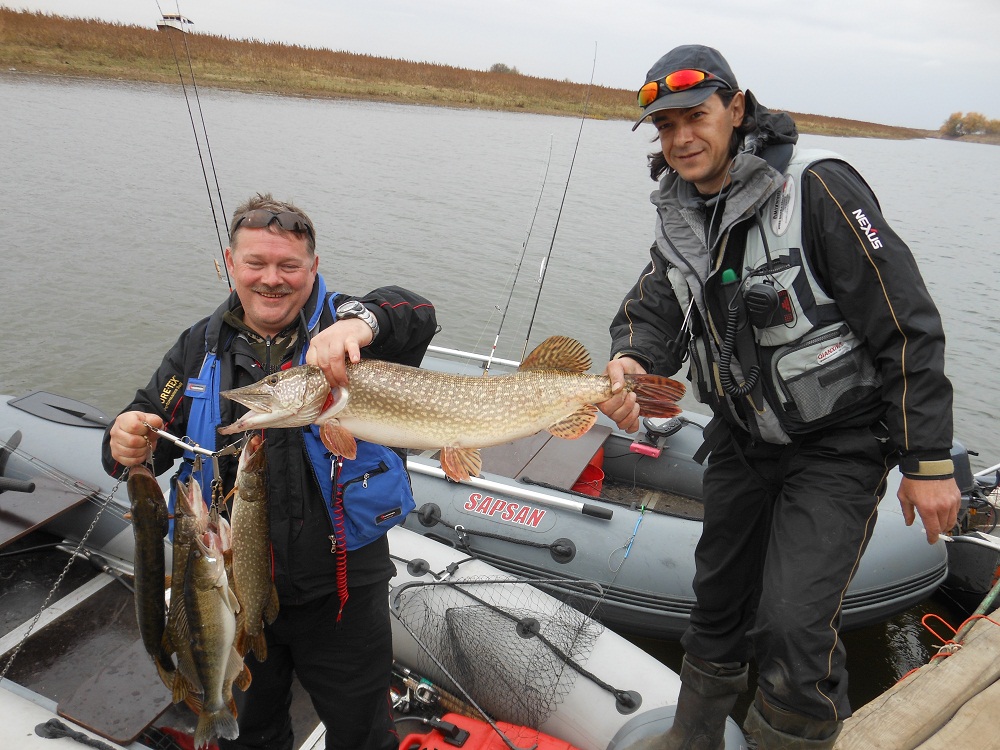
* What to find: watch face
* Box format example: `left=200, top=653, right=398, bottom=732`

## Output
left=338, top=301, right=364, bottom=316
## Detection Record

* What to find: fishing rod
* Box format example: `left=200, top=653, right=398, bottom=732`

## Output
left=154, top=0, right=233, bottom=290
left=519, top=44, right=597, bottom=362
left=483, top=136, right=554, bottom=374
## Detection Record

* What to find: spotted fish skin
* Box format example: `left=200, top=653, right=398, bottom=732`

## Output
left=219, top=335, right=685, bottom=481
left=230, top=433, right=278, bottom=661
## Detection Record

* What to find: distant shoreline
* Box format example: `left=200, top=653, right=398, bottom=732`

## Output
left=2, top=8, right=996, bottom=145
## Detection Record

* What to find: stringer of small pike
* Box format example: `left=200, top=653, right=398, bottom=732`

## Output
left=219, top=335, right=685, bottom=483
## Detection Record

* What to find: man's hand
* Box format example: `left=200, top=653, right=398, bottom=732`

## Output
left=598, top=356, right=647, bottom=433
left=897, top=476, right=961, bottom=544
left=305, top=318, right=374, bottom=388
left=109, top=411, right=163, bottom=467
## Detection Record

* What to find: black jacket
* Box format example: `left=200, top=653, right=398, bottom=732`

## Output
left=102, top=275, right=437, bottom=603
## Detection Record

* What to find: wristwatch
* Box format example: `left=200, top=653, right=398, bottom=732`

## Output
left=335, top=300, right=380, bottom=340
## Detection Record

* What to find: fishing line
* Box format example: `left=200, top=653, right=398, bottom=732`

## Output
left=482, top=136, right=554, bottom=374
left=154, top=1, right=233, bottom=290
left=519, top=43, right=597, bottom=361
left=174, top=2, right=231, bottom=241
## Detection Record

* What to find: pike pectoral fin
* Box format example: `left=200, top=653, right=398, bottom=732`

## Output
left=320, top=422, right=358, bottom=459
left=548, top=404, right=598, bottom=439
left=440, top=447, right=483, bottom=482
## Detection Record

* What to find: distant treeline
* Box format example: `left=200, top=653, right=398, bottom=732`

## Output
left=942, top=112, right=1000, bottom=137
left=1, top=7, right=990, bottom=143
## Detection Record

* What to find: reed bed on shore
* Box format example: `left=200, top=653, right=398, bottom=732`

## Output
left=1, top=8, right=936, bottom=140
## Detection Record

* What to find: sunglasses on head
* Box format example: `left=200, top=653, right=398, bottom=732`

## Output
left=637, top=69, right=733, bottom=108
left=232, top=209, right=315, bottom=240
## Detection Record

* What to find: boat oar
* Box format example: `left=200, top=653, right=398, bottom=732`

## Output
left=407, top=462, right=612, bottom=520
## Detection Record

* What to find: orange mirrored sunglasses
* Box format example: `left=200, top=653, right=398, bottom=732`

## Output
left=637, top=69, right=732, bottom=108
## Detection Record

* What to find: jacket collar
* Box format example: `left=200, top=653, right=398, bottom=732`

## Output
left=204, top=273, right=327, bottom=353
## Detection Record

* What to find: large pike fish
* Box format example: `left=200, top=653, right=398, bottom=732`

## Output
left=230, top=433, right=279, bottom=660
left=185, top=529, right=244, bottom=749
left=218, top=335, right=685, bottom=482
left=126, top=465, right=174, bottom=687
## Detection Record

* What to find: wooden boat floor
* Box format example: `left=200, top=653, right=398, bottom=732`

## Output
left=600, top=480, right=704, bottom=520
left=0, top=473, right=96, bottom=549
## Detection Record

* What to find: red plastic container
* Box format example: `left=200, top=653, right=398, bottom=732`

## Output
left=400, top=713, right=580, bottom=750
left=571, top=447, right=605, bottom=496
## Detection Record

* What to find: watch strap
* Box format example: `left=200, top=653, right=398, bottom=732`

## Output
left=336, top=301, right=380, bottom=340
left=899, top=456, right=954, bottom=480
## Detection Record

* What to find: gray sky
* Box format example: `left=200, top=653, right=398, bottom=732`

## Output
left=10, top=0, right=999, bottom=130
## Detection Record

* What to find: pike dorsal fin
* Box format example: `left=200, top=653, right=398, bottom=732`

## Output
left=519, top=336, right=591, bottom=373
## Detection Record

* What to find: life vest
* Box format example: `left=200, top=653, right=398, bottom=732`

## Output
left=677, top=147, right=882, bottom=444
left=169, top=276, right=414, bottom=549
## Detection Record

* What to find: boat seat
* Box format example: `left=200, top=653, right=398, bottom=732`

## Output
left=0, top=472, right=97, bottom=550
left=58, top=636, right=173, bottom=744
left=480, top=425, right=612, bottom=490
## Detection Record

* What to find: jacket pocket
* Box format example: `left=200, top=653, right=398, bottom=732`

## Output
left=338, top=449, right=415, bottom=550
left=771, top=324, right=881, bottom=427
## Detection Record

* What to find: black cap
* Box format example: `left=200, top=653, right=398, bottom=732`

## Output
left=632, top=45, right=739, bottom=131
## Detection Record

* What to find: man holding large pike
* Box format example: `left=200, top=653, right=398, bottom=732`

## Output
left=597, top=45, right=960, bottom=749
left=103, top=193, right=437, bottom=750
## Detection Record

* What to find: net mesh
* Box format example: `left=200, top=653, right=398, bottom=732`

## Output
left=393, top=576, right=603, bottom=727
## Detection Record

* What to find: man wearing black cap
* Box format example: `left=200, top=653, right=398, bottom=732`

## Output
left=598, top=45, right=959, bottom=749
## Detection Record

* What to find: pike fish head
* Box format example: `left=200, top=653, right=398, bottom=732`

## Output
left=176, top=474, right=209, bottom=528
left=190, top=531, right=227, bottom=589
left=126, top=465, right=169, bottom=530
left=219, top=365, right=333, bottom=433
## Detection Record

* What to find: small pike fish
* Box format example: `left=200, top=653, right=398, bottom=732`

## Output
left=164, top=472, right=210, bottom=708
left=230, top=433, right=279, bottom=660
left=185, top=529, right=244, bottom=749
left=219, top=335, right=685, bottom=482
left=126, top=465, right=174, bottom=687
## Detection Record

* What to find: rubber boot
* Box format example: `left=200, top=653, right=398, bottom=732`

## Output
left=742, top=690, right=842, bottom=750
left=657, top=654, right=749, bottom=750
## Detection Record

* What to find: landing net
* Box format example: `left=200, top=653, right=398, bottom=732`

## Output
left=392, top=576, right=603, bottom=728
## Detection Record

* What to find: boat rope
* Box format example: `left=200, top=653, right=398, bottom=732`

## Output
left=609, top=505, right=646, bottom=573
left=519, top=43, right=596, bottom=361
left=153, top=0, right=232, bottom=290
left=481, top=136, right=554, bottom=374
left=418, top=508, right=573, bottom=556
left=387, top=552, right=480, bottom=580
left=0, top=480, right=123, bottom=683
left=34, top=718, right=120, bottom=750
